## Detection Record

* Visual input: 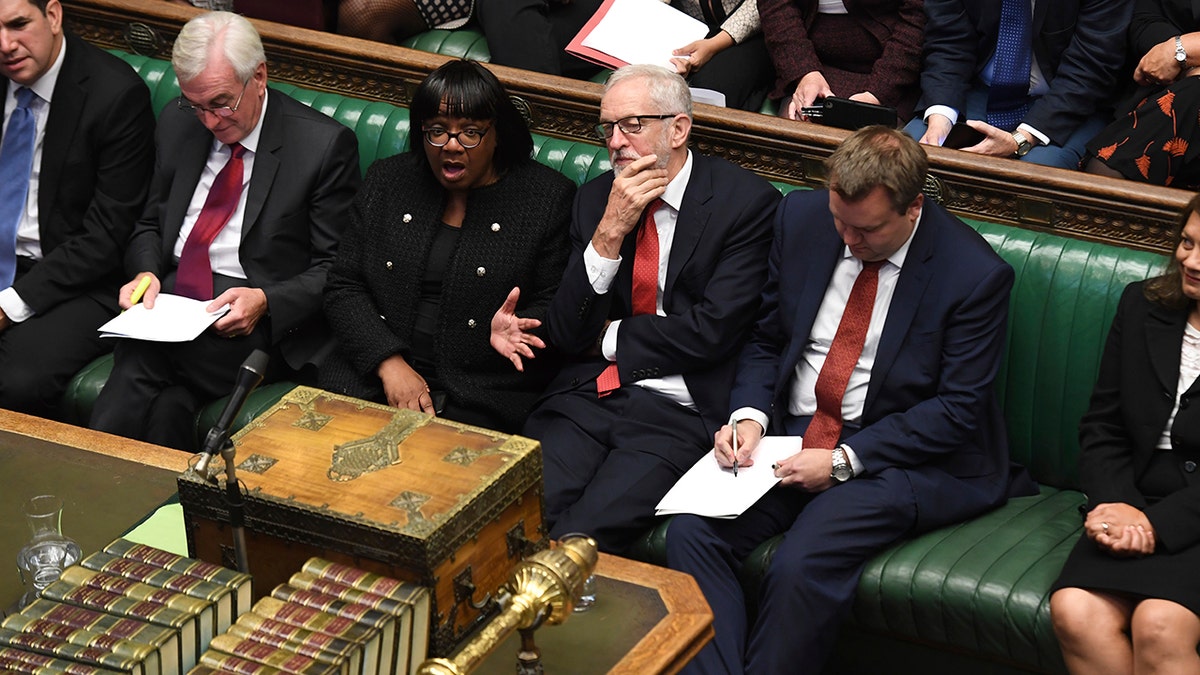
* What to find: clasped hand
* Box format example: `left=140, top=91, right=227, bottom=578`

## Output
left=1085, top=502, right=1156, bottom=557
left=592, top=155, right=667, bottom=258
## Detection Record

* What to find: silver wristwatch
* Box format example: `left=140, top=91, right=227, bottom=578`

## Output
left=831, top=445, right=854, bottom=483
left=1176, top=35, right=1188, bottom=65
left=1012, top=131, right=1033, bottom=158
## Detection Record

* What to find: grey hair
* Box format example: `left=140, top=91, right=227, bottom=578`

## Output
left=604, top=64, right=693, bottom=119
left=172, top=12, right=265, bottom=84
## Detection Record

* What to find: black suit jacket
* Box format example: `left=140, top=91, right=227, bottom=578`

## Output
left=2, top=33, right=155, bottom=313
left=733, top=190, right=1025, bottom=531
left=124, top=88, right=360, bottom=369
left=918, top=0, right=1132, bottom=144
left=1078, top=281, right=1200, bottom=553
left=541, top=152, right=780, bottom=434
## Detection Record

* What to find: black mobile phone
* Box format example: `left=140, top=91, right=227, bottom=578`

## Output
left=799, top=97, right=898, bottom=131
left=943, top=123, right=987, bottom=149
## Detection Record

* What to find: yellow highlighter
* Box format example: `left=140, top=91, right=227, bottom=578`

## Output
left=128, top=275, right=152, bottom=308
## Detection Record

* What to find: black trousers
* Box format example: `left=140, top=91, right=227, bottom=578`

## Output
left=475, top=0, right=604, bottom=78
left=89, top=322, right=275, bottom=452
left=0, top=259, right=116, bottom=418
left=524, top=384, right=710, bottom=555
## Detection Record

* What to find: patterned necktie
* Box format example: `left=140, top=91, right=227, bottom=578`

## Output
left=803, top=259, right=885, bottom=449
left=175, top=143, right=247, bottom=300
left=986, top=0, right=1033, bottom=131
left=0, top=87, right=37, bottom=287
left=597, top=199, right=662, bottom=397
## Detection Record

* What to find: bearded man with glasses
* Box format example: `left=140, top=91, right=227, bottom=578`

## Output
left=505, top=64, right=780, bottom=554
left=90, top=11, right=360, bottom=451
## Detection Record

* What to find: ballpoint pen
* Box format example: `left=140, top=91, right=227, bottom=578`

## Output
left=731, top=421, right=739, bottom=477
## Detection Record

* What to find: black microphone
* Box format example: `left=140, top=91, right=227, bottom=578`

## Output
left=194, top=349, right=269, bottom=477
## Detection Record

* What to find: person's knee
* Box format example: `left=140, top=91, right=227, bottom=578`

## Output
left=1130, top=600, right=1200, bottom=660
left=664, top=515, right=713, bottom=559
left=1051, top=588, right=1127, bottom=644
left=0, top=360, right=60, bottom=417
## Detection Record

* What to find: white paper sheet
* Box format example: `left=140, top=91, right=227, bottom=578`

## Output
left=98, top=294, right=230, bottom=342
left=581, top=0, right=709, bottom=70
left=655, top=437, right=804, bottom=519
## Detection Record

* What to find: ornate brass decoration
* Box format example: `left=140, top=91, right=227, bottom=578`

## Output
left=506, top=521, right=534, bottom=560
left=237, top=453, right=277, bottom=475
left=389, top=490, right=431, bottom=522
left=292, top=409, right=333, bottom=431
left=327, top=416, right=416, bottom=481
left=418, top=536, right=600, bottom=675
left=122, top=22, right=162, bottom=56
left=443, top=446, right=484, bottom=466
left=509, top=95, right=533, bottom=128
left=923, top=174, right=945, bottom=205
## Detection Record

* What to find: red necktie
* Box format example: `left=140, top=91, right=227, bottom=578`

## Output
left=175, top=143, right=247, bottom=300
left=597, top=200, right=661, bottom=397
left=803, top=259, right=885, bottom=448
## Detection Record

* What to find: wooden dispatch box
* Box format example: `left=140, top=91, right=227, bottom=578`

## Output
left=177, top=386, right=545, bottom=656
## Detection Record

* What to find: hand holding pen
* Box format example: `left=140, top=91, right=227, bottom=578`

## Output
left=120, top=273, right=160, bottom=310
left=714, top=419, right=764, bottom=474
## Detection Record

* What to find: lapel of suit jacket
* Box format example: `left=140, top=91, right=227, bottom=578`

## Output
left=37, top=36, right=86, bottom=231
left=163, top=116, right=213, bottom=259
left=1146, top=300, right=1187, bottom=397
left=864, top=203, right=936, bottom=413
left=664, top=153, right=712, bottom=311
left=241, top=89, right=282, bottom=240
left=780, top=205, right=843, bottom=391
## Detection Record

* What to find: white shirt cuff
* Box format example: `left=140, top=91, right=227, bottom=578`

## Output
left=840, top=444, right=865, bottom=476
left=0, top=287, right=35, bottom=323
left=1017, top=123, right=1050, bottom=147
left=924, top=105, right=959, bottom=127
left=730, top=407, right=769, bottom=436
left=584, top=242, right=621, bottom=295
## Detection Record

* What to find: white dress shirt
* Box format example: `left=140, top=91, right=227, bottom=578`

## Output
left=582, top=151, right=697, bottom=410
left=733, top=208, right=923, bottom=474
left=171, top=94, right=270, bottom=286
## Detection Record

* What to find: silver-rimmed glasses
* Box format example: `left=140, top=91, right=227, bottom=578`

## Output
left=178, top=78, right=251, bottom=118
left=594, top=114, right=679, bottom=140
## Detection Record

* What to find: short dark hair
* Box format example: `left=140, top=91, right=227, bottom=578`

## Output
left=826, top=126, right=927, bottom=214
left=28, top=0, right=50, bottom=13
left=408, top=60, right=533, bottom=174
left=1144, top=193, right=1200, bottom=310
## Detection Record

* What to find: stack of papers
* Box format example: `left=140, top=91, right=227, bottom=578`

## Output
left=98, top=294, right=230, bottom=342
left=567, top=0, right=709, bottom=71
left=655, top=437, right=802, bottom=519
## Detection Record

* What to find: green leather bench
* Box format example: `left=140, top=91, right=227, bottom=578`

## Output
left=59, top=52, right=613, bottom=440
left=73, top=51, right=1172, bottom=674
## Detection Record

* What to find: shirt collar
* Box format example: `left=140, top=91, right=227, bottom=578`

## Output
left=660, top=150, right=693, bottom=212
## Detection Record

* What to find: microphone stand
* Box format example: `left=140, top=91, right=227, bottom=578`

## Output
left=216, top=439, right=250, bottom=574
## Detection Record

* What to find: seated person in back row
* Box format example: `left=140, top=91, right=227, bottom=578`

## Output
left=90, top=11, right=360, bottom=451
left=906, top=0, right=1131, bottom=169
left=0, top=0, right=155, bottom=417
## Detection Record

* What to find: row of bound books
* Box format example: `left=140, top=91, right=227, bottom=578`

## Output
left=0, top=538, right=250, bottom=675
left=193, top=557, right=430, bottom=675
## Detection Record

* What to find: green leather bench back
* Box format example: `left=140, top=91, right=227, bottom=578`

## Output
left=971, top=221, right=1167, bottom=489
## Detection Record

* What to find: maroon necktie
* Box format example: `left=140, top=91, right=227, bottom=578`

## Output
left=804, top=259, right=885, bottom=449
left=175, top=143, right=247, bottom=300
left=597, top=200, right=661, bottom=397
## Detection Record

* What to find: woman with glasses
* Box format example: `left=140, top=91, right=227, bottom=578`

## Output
left=321, top=60, right=574, bottom=432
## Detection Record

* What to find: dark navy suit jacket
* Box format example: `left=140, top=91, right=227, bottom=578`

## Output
left=732, top=190, right=1026, bottom=531
left=918, top=0, right=1132, bottom=145
left=540, top=152, right=780, bottom=436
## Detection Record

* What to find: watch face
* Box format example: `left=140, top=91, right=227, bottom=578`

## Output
left=833, top=464, right=853, bottom=482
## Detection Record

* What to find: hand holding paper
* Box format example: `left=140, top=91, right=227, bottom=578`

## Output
left=656, top=437, right=802, bottom=519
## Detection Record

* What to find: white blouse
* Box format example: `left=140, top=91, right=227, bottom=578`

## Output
left=1158, top=322, right=1200, bottom=449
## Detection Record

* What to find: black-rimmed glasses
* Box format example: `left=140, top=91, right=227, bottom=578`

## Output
left=595, top=114, right=679, bottom=140
left=178, top=78, right=251, bottom=118
left=423, top=126, right=491, bottom=148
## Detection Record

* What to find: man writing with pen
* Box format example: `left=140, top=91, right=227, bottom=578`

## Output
left=499, top=65, right=779, bottom=555
left=662, top=126, right=1035, bottom=675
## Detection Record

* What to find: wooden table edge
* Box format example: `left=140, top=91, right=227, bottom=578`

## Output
left=596, top=553, right=714, bottom=675
left=0, top=409, right=191, bottom=473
